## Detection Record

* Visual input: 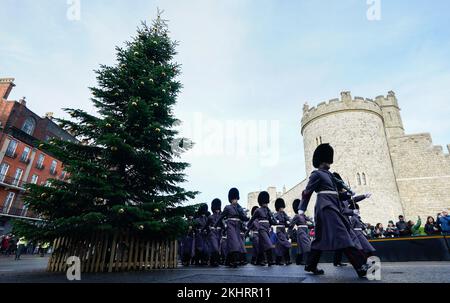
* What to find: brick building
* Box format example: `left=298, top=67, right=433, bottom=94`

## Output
left=0, top=78, right=75, bottom=235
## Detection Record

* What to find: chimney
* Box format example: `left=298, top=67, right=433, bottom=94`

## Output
left=19, top=96, right=27, bottom=106
left=0, top=78, right=15, bottom=100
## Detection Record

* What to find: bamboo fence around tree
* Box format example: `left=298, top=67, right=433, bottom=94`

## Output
left=47, top=230, right=178, bottom=273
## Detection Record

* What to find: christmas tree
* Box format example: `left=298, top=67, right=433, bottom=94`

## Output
left=14, top=12, right=199, bottom=241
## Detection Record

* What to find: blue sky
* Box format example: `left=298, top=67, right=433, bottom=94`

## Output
left=1, top=0, right=450, bottom=209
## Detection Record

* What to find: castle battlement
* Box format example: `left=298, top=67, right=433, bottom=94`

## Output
left=301, top=91, right=385, bottom=134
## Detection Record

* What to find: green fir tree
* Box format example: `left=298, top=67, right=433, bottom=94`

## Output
left=14, top=12, right=199, bottom=241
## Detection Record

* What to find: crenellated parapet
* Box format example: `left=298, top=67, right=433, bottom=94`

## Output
left=301, top=91, right=384, bottom=134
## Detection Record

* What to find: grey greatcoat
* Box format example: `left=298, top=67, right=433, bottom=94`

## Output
left=215, top=204, right=248, bottom=254
left=273, top=211, right=292, bottom=257
left=299, top=169, right=358, bottom=251
left=290, top=214, right=312, bottom=254
left=350, top=214, right=376, bottom=253
left=247, top=207, right=277, bottom=252
left=206, top=212, right=224, bottom=254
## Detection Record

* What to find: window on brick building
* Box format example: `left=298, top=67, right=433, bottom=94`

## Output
left=357, top=173, right=362, bottom=185
left=20, top=146, right=31, bottom=162
left=5, top=140, right=18, bottom=157
left=36, top=154, right=45, bottom=169
left=50, top=160, right=57, bottom=175
left=0, top=163, right=9, bottom=182
left=30, top=174, right=39, bottom=184
left=22, top=117, right=36, bottom=135
left=12, top=168, right=23, bottom=186
left=2, top=192, right=15, bottom=213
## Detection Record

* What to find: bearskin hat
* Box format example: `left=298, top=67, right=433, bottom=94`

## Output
left=257, top=191, right=270, bottom=206
left=275, top=198, right=286, bottom=211
left=198, top=203, right=208, bottom=215
left=228, top=188, right=240, bottom=202
left=292, top=199, right=301, bottom=214
left=211, top=198, right=222, bottom=212
left=251, top=206, right=259, bottom=216
left=313, top=143, right=334, bottom=168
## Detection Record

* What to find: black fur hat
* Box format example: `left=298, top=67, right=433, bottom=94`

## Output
left=275, top=198, right=286, bottom=211
left=313, top=143, right=334, bottom=168
left=292, top=199, right=301, bottom=214
left=251, top=206, right=259, bottom=216
left=198, top=203, right=208, bottom=215
left=211, top=198, right=222, bottom=211
left=228, top=188, right=240, bottom=202
left=257, top=191, right=270, bottom=206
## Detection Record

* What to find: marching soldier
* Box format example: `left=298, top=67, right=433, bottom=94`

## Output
left=273, top=198, right=292, bottom=265
left=290, top=199, right=313, bottom=265
left=299, top=143, right=371, bottom=278
left=206, top=198, right=224, bottom=267
left=214, top=188, right=249, bottom=268
left=349, top=200, right=376, bottom=257
left=332, top=172, right=364, bottom=267
left=193, top=203, right=210, bottom=266
left=247, top=206, right=261, bottom=265
left=247, top=191, right=276, bottom=266
left=180, top=215, right=196, bottom=266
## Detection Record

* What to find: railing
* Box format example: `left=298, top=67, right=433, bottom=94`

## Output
left=35, top=163, right=45, bottom=170
left=0, top=174, right=27, bottom=189
left=0, top=205, right=28, bottom=217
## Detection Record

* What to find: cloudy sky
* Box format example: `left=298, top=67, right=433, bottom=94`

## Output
left=1, top=0, right=450, bottom=209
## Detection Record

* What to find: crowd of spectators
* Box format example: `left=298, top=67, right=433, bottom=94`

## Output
left=0, top=234, right=50, bottom=259
left=366, top=209, right=450, bottom=239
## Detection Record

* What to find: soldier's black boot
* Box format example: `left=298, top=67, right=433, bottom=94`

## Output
left=231, top=252, right=240, bottom=268
left=304, top=249, right=324, bottom=275
left=210, top=252, right=219, bottom=267
left=239, top=253, right=248, bottom=266
left=284, top=252, right=292, bottom=265
left=356, top=264, right=370, bottom=278
left=251, top=256, right=257, bottom=265
left=256, top=253, right=266, bottom=266
left=275, top=256, right=283, bottom=265
left=301, top=252, right=308, bottom=265
left=296, top=254, right=303, bottom=265
left=194, top=250, right=201, bottom=266
left=265, top=249, right=275, bottom=266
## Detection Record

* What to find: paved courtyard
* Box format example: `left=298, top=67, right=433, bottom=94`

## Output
left=1, top=255, right=450, bottom=283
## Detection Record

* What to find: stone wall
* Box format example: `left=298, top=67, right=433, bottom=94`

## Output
left=389, top=133, right=450, bottom=220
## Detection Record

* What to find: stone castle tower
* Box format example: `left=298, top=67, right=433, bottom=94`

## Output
left=248, top=91, right=450, bottom=225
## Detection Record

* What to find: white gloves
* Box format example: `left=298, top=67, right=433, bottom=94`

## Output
left=298, top=210, right=305, bottom=215
left=353, top=209, right=360, bottom=215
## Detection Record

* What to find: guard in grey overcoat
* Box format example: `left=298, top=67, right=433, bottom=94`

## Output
left=299, top=143, right=370, bottom=278
left=247, top=206, right=261, bottom=265
left=247, top=191, right=277, bottom=266
left=193, top=204, right=210, bottom=266
left=349, top=202, right=376, bottom=255
left=290, top=199, right=313, bottom=265
left=273, top=198, right=292, bottom=265
left=180, top=215, right=196, bottom=266
left=214, top=188, right=249, bottom=268
left=205, top=198, right=224, bottom=267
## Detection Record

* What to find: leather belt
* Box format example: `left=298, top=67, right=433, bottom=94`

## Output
left=297, top=225, right=308, bottom=228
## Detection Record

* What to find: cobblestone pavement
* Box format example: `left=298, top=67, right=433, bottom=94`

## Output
left=1, top=256, right=450, bottom=283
